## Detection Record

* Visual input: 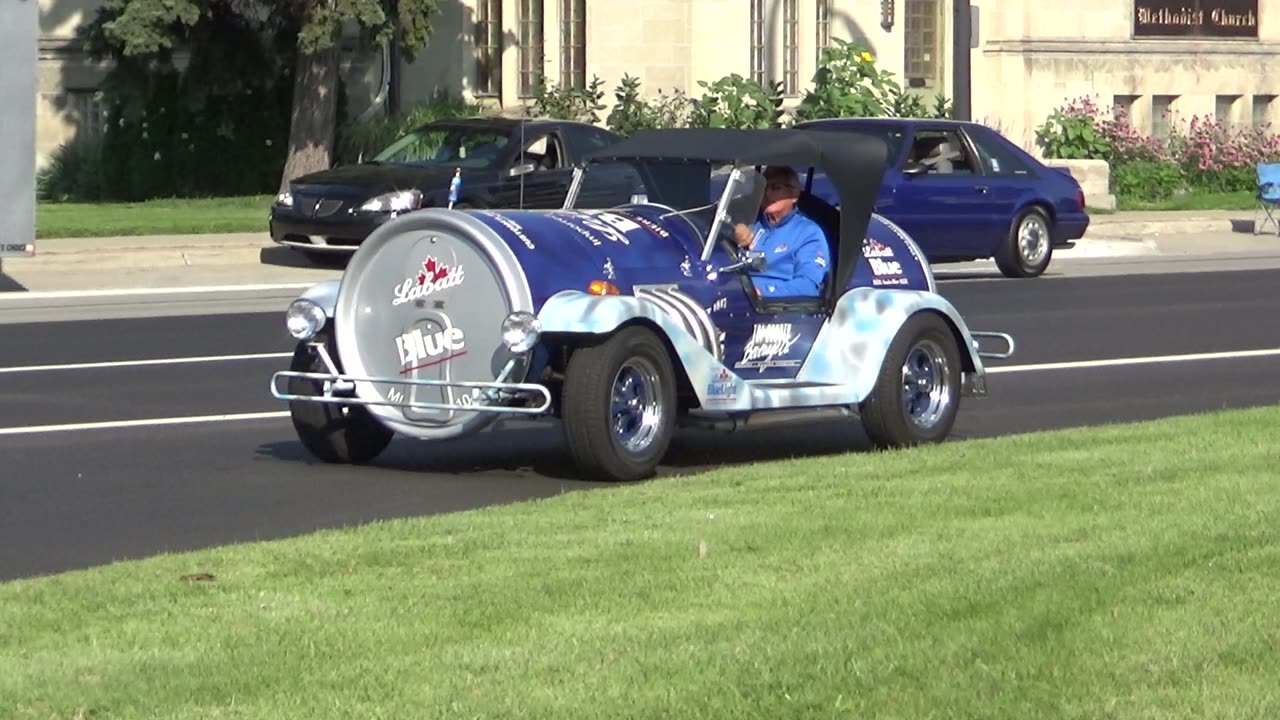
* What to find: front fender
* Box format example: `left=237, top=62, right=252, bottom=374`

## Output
left=797, top=287, right=988, bottom=397
left=296, top=279, right=341, bottom=319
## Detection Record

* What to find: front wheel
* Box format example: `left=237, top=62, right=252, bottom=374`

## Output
left=561, top=327, right=677, bottom=482
left=287, top=335, right=394, bottom=464
left=995, top=207, right=1053, bottom=278
left=859, top=313, right=962, bottom=448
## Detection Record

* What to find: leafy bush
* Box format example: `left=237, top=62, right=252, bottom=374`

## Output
left=530, top=76, right=607, bottom=124
left=792, top=39, right=952, bottom=122
left=37, top=133, right=106, bottom=202
left=1165, top=115, right=1280, bottom=193
left=334, top=90, right=486, bottom=165
left=1039, top=94, right=1280, bottom=201
left=1034, top=97, right=1112, bottom=160
left=688, top=74, right=783, bottom=129
left=1110, top=160, right=1185, bottom=202
left=605, top=74, right=691, bottom=137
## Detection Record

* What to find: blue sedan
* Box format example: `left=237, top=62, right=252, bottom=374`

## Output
left=795, top=118, right=1090, bottom=278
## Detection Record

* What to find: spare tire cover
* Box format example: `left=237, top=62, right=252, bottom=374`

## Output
left=334, top=209, right=534, bottom=440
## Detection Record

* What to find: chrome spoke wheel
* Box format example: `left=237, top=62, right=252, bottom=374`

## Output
left=609, top=358, right=664, bottom=454
left=900, top=339, right=952, bottom=431
left=1018, top=214, right=1050, bottom=266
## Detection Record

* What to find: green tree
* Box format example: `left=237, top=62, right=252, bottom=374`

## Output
left=80, top=0, right=441, bottom=193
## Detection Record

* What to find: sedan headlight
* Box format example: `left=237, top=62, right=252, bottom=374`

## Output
left=286, top=299, right=328, bottom=340
left=275, top=190, right=293, bottom=208
left=501, top=311, right=542, bottom=353
left=359, top=189, right=423, bottom=213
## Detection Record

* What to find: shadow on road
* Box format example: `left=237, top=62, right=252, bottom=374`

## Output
left=0, top=271, right=28, bottom=293
left=259, top=245, right=351, bottom=270
left=255, top=418, right=877, bottom=483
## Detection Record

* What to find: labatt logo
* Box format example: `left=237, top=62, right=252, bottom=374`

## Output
left=393, top=256, right=465, bottom=306
left=868, top=257, right=905, bottom=276
left=863, top=238, right=895, bottom=258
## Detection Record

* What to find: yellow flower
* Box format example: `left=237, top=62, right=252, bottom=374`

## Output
left=861, top=51, right=874, bottom=62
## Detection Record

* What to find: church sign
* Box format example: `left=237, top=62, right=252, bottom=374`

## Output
left=1134, top=0, right=1259, bottom=38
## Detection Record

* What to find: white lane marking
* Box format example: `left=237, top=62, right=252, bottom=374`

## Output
left=0, top=411, right=290, bottom=437
left=0, top=283, right=318, bottom=301
left=987, top=347, right=1280, bottom=374
left=0, top=352, right=292, bottom=374
left=2, top=347, right=1277, bottom=437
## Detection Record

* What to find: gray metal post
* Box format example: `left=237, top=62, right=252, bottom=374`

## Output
left=951, top=0, right=972, bottom=121
left=1, top=0, right=38, bottom=262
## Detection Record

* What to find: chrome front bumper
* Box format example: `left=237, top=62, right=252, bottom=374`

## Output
left=270, top=343, right=552, bottom=416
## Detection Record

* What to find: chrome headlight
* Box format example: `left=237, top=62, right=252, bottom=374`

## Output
left=274, top=190, right=293, bottom=208
left=286, top=299, right=328, bottom=340
left=359, top=189, right=423, bottom=213
left=501, top=311, right=542, bottom=353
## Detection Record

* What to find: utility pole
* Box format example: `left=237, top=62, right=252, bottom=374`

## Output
left=951, top=0, right=972, bottom=120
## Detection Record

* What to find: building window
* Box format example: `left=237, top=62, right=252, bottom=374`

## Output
left=783, top=0, right=799, bottom=95
left=750, top=0, right=765, bottom=86
left=1254, top=95, right=1276, bottom=128
left=519, top=0, right=545, bottom=96
left=1113, top=94, right=1139, bottom=126
left=816, top=0, right=831, bottom=66
left=904, top=0, right=940, bottom=89
left=560, top=0, right=586, bottom=89
left=475, top=0, right=502, bottom=96
left=66, top=89, right=106, bottom=139
left=1152, top=95, right=1177, bottom=139
left=1216, top=95, right=1241, bottom=127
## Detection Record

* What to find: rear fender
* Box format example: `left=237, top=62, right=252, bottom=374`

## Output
left=796, top=287, right=1001, bottom=398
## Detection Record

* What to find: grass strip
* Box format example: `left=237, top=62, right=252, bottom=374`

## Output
left=36, top=196, right=273, bottom=239
left=2, top=405, right=1279, bottom=719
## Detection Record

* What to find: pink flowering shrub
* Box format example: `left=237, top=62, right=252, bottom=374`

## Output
left=1039, top=95, right=1280, bottom=198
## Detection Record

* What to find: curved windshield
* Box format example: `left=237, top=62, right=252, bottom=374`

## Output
left=372, top=125, right=511, bottom=169
left=567, top=160, right=763, bottom=225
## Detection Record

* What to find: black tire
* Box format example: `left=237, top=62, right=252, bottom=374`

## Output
left=287, top=335, right=393, bottom=464
left=859, top=312, right=963, bottom=449
left=561, top=326, right=677, bottom=482
left=994, top=207, right=1054, bottom=278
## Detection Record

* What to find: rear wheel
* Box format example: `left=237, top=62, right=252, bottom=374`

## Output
left=859, top=313, right=962, bottom=448
left=561, top=327, right=677, bottom=482
left=287, top=334, right=393, bottom=464
left=995, top=207, right=1053, bottom=278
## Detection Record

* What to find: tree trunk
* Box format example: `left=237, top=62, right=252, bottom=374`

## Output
left=279, top=42, right=341, bottom=193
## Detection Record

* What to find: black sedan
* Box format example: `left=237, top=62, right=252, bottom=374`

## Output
left=269, top=117, right=623, bottom=260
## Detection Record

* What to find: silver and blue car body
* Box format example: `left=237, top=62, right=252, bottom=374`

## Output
left=270, top=127, right=1015, bottom=481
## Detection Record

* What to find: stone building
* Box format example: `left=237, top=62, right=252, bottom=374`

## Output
left=32, top=0, right=1280, bottom=168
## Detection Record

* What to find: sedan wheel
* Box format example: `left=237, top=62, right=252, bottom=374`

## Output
left=995, top=207, right=1054, bottom=278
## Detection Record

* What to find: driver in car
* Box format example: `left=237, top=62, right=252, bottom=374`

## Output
left=731, top=166, right=829, bottom=298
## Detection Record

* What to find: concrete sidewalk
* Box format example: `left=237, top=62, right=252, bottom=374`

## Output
left=1085, top=209, right=1274, bottom=238
left=2, top=210, right=1278, bottom=293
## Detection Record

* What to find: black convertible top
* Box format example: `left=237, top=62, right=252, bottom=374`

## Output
left=582, top=128, right=891, bottom=308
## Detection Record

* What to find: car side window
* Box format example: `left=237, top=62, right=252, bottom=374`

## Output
left=516, top=133, right=565, bottom=172
left=966, top=127, right=1034, bottom=176
left=564, top=126, right=619, bottom=161
left=905, top=129, right=978, bottom=175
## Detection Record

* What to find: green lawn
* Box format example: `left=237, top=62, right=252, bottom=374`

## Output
left=1117, top=190, right=1255, bottom=211
left=3, top=405, right=1280, bottom=719
left=36, top=195, right=273, bottom=239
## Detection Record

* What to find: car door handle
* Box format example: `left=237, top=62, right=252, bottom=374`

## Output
left=975, top=185, right=989, bottom=194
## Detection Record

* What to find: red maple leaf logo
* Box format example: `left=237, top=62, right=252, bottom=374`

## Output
left=416, top=257, right=449, bottom=285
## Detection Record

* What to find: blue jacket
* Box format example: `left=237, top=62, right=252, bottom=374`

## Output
left=746, top=208, right=829, bottom=297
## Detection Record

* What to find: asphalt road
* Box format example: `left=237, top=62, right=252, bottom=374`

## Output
left=2, top=268, right=1279, bottom=581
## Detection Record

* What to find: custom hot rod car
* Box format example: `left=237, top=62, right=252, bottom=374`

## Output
left=269, top=128, right=1016, bottom=482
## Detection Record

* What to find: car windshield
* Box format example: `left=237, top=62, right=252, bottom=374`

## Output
left=371, top=125, right=511, bottom=169
left=567, top=159, right=764, bottom=226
